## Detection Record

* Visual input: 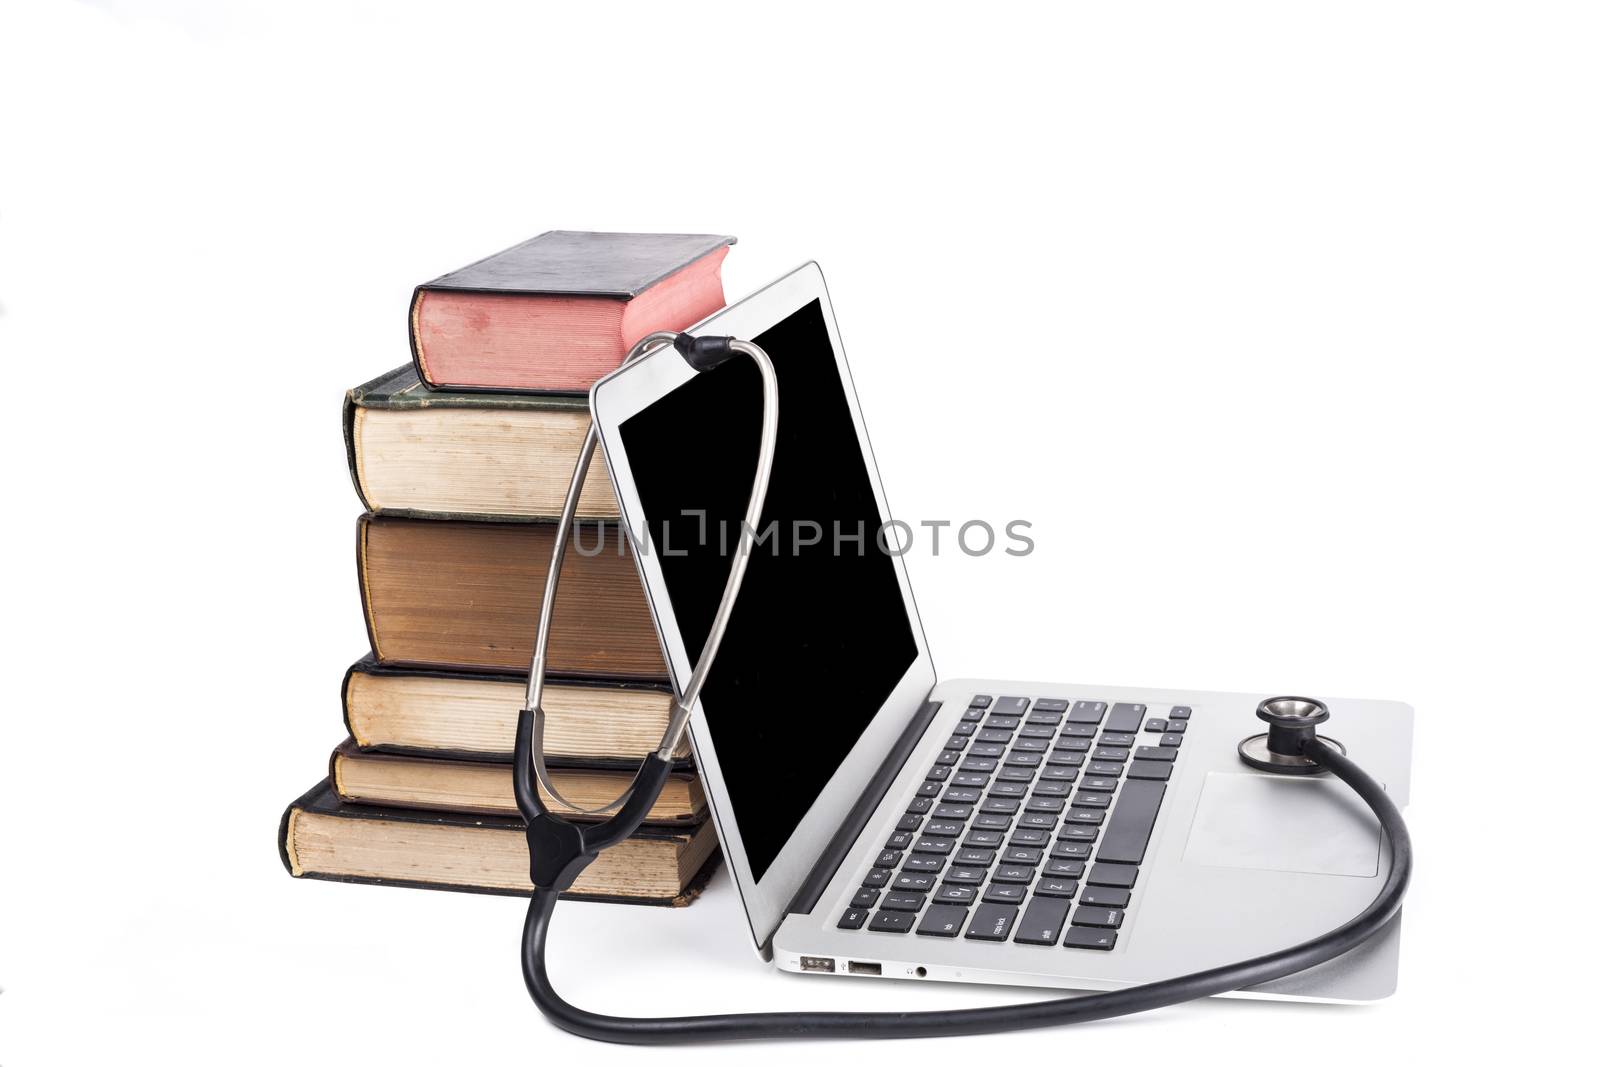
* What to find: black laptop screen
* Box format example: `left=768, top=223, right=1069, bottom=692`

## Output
left=619, top=299, right=919, bottom=882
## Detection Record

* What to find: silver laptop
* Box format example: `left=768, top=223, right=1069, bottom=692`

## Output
left=587, top=262, right=1414, bottom=1002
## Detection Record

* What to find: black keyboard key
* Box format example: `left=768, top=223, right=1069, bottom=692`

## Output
left=1079, top=776, right=1120, bottom=792
left=1049, top=753, right=1087, bottom=768
left=1070, top=791, right=1111, bottom=809
left=852, top=888, right=880, bottom=908
left=1098, top=779, right=1166, bottom=864
left=1169, top=705, right=1191, bottom=720
left=996, top=766, right=1036, bottom=783
left=1071, top=906, right=1124, bottom=929
left=1012, top=737, right=1049, bottom=753
left=953, top=771, right=990, bottom=788
left=1055, top=738, right=1092, bottom=752
left=894, top=872, right=935, bottom=892
left=977, top=728, right=1013, bottom=744
left=880, top=891, right=927, bottom=911
left=1060, top=723, right=1098, bottom=738
left=917, top=903, right=970, bottom=937
left=1018, top=812, right=1058, bottom=830
left=886, top=831, right=913, bottom=850
left=954, top=847, right=996, bottom=867
left=943, top=787, right=982, bottom=804
left=1166, top=720, right=1188, bottom=734
left=1033, top=698, right=1070, bottom=713
left=1105, top=703, right=1147, bottom=733
left=1040, top=766, right=1079, bottom=782
left=1019, top=723, right=1057, bottom=739
left=923, top=819, right=964, bottom=837
left=838, top=907, right=868, bottom=930
left=874, top=849, right=902, bottom=868
left=993, top=696, right=1030, bottom=715
left=1144, top=718, right=1168, bottom=733
left=963, top=830, right=1004, bottom=849
left=904, top=855, right=946, bottom=873
left=961, top=758, right=998, bottom=773
left=943, top=866, right=985, bottom=885
left=868, top=909, right=916, bottom=933
left=1009, top=828, right=1050, bottom=846
left=1099, top=732, right=1136, bottom=748
left=935, top=751, right=959, bottom=766
left=1160, top=733, right=1184, bottom=748
left=1026, top=711, right=1063, bottom=727
left=1002, top=846, right=1044, bottom=866
left=991, top=864, right=1036, bottom=884
left=961, top=706, right=986, bottom=722
left=1064, top=926, right=1117, bottom=951
left=1080, top=886, right=1131, bottom=908
left=1051, top=841, right=1094, bottom=861
left=1004, top=751, right=1042, bottom=768
left=862, top=868, right=891, bottom=889
left=943, top=736, right=968, bottom=751
left=1091, top=747, right=1129, bottom=763
left=1044, top=858, right=1085, bottom=878
left=973, top=813, right=1012, bottom=830
left=969, top=695, right=993, bottom=709
left=983, top=883, right=1027, bottom=904
left=907, top=797, right=933, bottom=815
left=968, top=742, right=1005, bottom=758
left=1025, top=796, right=1066, bottom=815
left=952, top=721, right=977, bottom=736
left=1067, top=700, right=1107, bottom=724
left=985, top=715, right=1022, bottom=730
left=925, top=765, right=952, bottom=781
left=916, top=782, right=941, bottom=798
left=989, top=781, right=1028, bottom=798
left=981, top=797, right=1021, bottom=815
left=1066, top=808, right=1106, bottom=825
left=1088, top=761, right=1125, bottom=776
left=934, top=803, right=973, bottom=820
left=1087, top=863, right=1138, bottom=888
left=1035, top=877, right=1078, bottom=898
left=1059, top=825, right=1099, bottom=842
left=1133, top=745, right=1177, bottom=762
left=933, top=883, right=979, bottom=906
left=1033, top=779, right=1071, bottom=797
left=1014, top=897, right=1072, bottom=946
left=1127, top=760, right=1173, bottom=781
left=964, top=903, right=1019, bottom=941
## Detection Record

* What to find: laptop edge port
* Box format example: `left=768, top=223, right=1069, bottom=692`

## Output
left=799, top=956, right=836, bottom=973
left=847, top=961, right=882, bottom=975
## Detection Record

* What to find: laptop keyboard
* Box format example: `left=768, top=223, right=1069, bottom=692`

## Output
left=837, top=696, right=1190, bottom=951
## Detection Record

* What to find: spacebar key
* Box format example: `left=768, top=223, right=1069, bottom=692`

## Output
left=1096, top=779, right=1166, bottom=864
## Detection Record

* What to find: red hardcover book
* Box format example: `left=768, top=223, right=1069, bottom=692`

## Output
left=409, top=230, right=734, bottom=393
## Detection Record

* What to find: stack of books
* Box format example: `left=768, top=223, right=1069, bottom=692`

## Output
left=279, top=231, right=737, bottom=906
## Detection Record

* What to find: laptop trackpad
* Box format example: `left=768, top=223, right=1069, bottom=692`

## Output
left=1183, top=773, right=1382, bottom=877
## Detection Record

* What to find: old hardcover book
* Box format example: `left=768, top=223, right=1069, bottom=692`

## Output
left=357, top=513, right=666, bottom=679
left=345, top=365, right=619, bottom=522
left=329, top=741, right=705, bottom=823
left=342, top=657, right=687, bottom=762
left=280, top=780, right=717, bottom=905
left=409, top=230, right=734, bottom=392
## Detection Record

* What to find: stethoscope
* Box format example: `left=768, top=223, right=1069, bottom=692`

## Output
left=510, top=331, right=1413, bottom=1043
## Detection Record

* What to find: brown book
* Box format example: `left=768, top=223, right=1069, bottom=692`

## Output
left=280, top=780, right=717, bottom=905
left=329, top=740, right=705, bottom=824
left=342, top=658, right=687, bottom=762
left=357, top=513, right=666, bottom=678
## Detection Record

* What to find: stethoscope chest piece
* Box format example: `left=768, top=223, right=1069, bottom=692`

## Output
left=1238, top=696, right=1346, bottom=775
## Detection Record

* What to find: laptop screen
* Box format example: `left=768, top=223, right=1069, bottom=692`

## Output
left=620, top=298, right=919, bottom=881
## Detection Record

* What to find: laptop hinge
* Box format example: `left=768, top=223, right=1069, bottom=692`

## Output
left=779, top=696, right=943, bottom=922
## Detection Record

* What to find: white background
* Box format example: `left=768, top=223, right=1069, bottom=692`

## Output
left=2, top=0, right=1595, bottom=1061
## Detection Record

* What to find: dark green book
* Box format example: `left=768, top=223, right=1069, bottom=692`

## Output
left=345, top=365, right=617, bottom=522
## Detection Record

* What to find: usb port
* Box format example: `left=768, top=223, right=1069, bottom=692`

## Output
left=847, top=961, right=882, bottom=976
left=800, top=956, right=835, bottom=973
